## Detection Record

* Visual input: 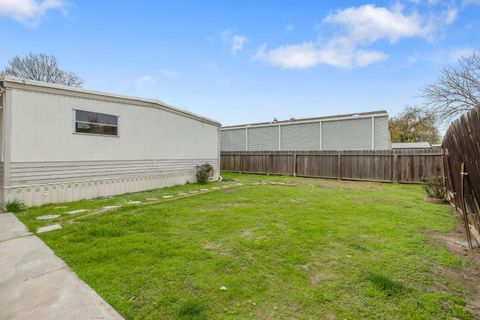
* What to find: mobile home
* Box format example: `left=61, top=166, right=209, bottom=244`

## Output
left=0, top=76, right=220, bottom=206
left=220, top=110, right=390, bottom=151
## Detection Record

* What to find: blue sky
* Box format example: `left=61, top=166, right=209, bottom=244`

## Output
left=1, top=0, right=479, bottom=125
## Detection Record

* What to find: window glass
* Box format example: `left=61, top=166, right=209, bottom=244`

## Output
left=75, top=110, right=118, bottom=136
left=76, top=110, right=118, bottom=125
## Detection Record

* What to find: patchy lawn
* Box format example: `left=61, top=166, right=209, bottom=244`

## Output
left=17, top=172, right=474, bottom=319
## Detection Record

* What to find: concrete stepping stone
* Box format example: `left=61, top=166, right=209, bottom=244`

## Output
left=178, top=192, right=188, bottom=196
left=127, top=201, right=141, bottom=205
left=211, top=187, right=220, bottom=190
left=200, top=189, right=210, bottom=191
left=235, top=183, right=243, bottom=186
left=103, top=205, right=121, bottom=210
left=189, top=190, right=199, bottom=194
left=37, top=224, right=62, bottom=233
left=67, top=209, right=88, bottom=215
left=221, top=186, right=230, bottom=189
left=54, top=206, right=67, bottom=209
left=145, top=198, right=159, bottom=201
left=36, top=214, right=60, bottom=220
left=162, top=195, right=174, bottom=199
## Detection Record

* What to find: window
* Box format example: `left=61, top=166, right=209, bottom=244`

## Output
left=75, top=110, right=118, bottom=136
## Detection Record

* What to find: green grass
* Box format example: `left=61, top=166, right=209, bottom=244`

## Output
left=17, top=172, right=471, bottom=319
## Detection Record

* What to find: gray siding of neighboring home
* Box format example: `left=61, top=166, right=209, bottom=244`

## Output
left=374, top=116, right=390, bottom=150
left=220, top=128, right=246, bottom=151
left=248, top=126, right=278, bottom=151
left=221, top=112, right=390, bottom=151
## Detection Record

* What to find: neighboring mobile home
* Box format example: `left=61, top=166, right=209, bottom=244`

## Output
left=0, top=76, right=220, bottom=206
left=220, top=110, right=390, bottom=151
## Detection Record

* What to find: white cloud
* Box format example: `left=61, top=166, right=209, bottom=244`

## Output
left=231, top=35, right=248, bottom=55
left=135, top=74, right=154, bottom=87
left=444, top=7, right=458, bottom=24
left=220, top=30, right=248, bottom=55
left=256, top=4, right=449, bottom=69
left=462, top=0, right=480, bottom=6
left=285, top=23, right=294, bottom=32
left=255, top=40, right=387, bottom=69
left=160, top=69, right=181, bottom=79
left=448, top=47, right=475, bottom=62
left=323, top=4, right=433, bottom=43
left=406, top=54, right=419, bottom=65
left=0, top=0, right=64, bottom=25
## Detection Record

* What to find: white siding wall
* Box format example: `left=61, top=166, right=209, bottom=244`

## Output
left=10, top=90, right=218, bottom=162
left=4, top=89, right=220, bottom=205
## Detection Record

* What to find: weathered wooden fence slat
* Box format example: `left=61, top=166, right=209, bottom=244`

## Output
left=221, top=149, right=444, bottom=184
left=443, top=105, right=480, bottom=246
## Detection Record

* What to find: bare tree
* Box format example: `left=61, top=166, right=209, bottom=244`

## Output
left=421, top=51, right=480, bottom=124
left=1, top=53, right=84, bottom=87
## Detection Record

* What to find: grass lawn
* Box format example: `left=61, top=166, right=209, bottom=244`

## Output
left=17, top=172, right=472, bottom=319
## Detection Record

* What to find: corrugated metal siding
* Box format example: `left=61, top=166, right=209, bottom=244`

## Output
left=221, top=115, right=390, bottom=151
left=298, top=123, right=320, bottom=150
left=374, top=116, right=390, bottom=150
left=322, top=121, right=341, bottom=150
left=341, top=118, right=372, bottom=150
left=220, top=128, right=246, bottom=151
left=247, top=126, right=278, bottom=151
left=280, top=124, right=298, bottom=150
left=9, top=159, right=219, bottom=185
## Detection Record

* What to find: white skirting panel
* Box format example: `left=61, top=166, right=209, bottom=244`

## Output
left=3, top=169, right=200, bottom=206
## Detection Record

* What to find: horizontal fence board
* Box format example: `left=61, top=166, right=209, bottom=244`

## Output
left=221, top=149, right=444, bottom=183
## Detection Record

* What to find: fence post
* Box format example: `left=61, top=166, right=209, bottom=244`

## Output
left=239, top=154, right=243, bottom=174
left=267, top=153, right=271, bottom=176
left=293, top=152, right=297, bottom=177
left=337, top=153, right=341, bottom=180
left=392, top=152, right=398, bottom=183
left=459, top=162, right=473, bottom=249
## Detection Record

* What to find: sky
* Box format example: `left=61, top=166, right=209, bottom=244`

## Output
left=1, top=0, right=480, bottom=125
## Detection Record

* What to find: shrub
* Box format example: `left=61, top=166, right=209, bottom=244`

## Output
left=2, top=199, right=26, bottom=213
left=423, top=176, right=447, bottom=200
left=196, top=163, right=214, bottom=185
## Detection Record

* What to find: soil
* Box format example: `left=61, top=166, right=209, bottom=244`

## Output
left=428, top=208, right=480, bottom=318
left=424, top=196, right=447, bottom=204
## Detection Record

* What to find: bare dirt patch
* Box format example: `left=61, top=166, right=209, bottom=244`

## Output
left=428, top=212, right=480, bottom=318
left=302, top=262, right=338, bottom=287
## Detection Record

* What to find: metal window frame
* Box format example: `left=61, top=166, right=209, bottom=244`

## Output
left=73, top=108, right=120, bottom=137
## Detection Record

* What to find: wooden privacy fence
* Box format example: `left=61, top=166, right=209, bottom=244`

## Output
left=221, top=149, right=444, bottom=183
left=443, top=105, right=480, bottom=247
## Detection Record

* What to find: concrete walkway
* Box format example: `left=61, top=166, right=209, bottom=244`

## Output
left=0, top=213, right=123, bottom=320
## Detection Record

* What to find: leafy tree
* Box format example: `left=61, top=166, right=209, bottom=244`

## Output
left=389, top=106, right=440, bottom=144
left=1, top=53, right=84, bottom=87
left=422, top=50, right=480, bottom=123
